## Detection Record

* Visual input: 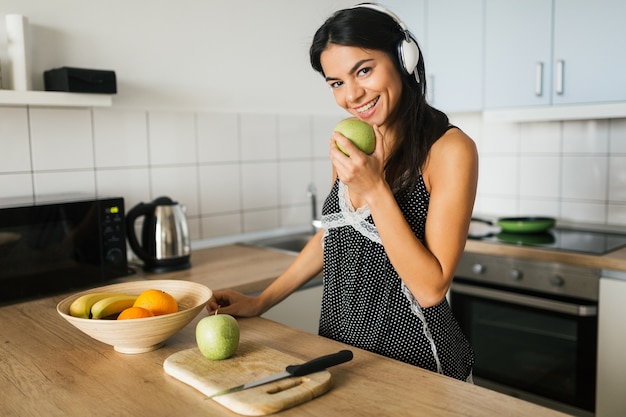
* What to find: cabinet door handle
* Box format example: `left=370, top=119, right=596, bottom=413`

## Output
left=535, top=62, right=543, bottom=96
left=555, top=59, right=565, bottom=95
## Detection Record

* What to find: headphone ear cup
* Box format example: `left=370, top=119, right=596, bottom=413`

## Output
left=399, top=38, right=419, bottom=75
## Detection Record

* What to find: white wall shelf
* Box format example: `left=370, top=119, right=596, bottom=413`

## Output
left=0, top=90, right=112, bottom=107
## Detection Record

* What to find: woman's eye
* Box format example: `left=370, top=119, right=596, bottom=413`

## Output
left=329, top=81, right=343, bottom=89
left=357, top=67, right=372, bottom=77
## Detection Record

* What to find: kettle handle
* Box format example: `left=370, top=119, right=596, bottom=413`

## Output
left=125, top=202, right=154, bottom=262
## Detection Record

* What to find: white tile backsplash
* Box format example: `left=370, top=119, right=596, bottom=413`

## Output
left=312, top=114, right=343, bottom=158
left=608, top=204, right=626, bottom=225
left=278, top=114, right=312, bottom=159
left=475, top=195, right=518, bottom=216
left=519, top=155, right=560, bottom=199
left=3, top=106, right=626, bottom=239
left=561, top=201, right=607, bottom=224
left=241, top=162, right=279, bottom=210
left=520, top=121, right=561, bottom=153
left=0, top=107, right=31, bottom=173
left=243, top=209, right=280, bottom=232
left=518, top=199, right=560, bottom=218
left=196, top=113, right=239, bottom=163
left=93, top=109, right=149, bottom=168
left=96, top=167, right=151, bottom=210
left=29, top=108, right=94, bottom=171
left=201, top=213, right=242, bottom=239
left=609, top=119, right=626, bottom=153
left=477, top=155, right=518, bottom=197
left=148, top=111, right=197, bottom=165
left=279, top=160, right=313, bottom=206
left=563, top=120, right=609, bottom=154
left=240, top=114, right=277, bottom=161
left=561, top=156, right=608, bottom=201
left=280, top=204, right=311, bottom=228
left=33, top=170, right=96, bottom=198
left=469, top=116, right=626, bottom=225
left=312, top=158, right=333, bottom=216
left=0, top=173, right=33, bottom=199
left=149, top=165, right=199, bottom=216
left=609, top=156, right=626, bottom=202
left=481, top=121, right=519, bottom=153
left=199, top=163, right=241, bottom=214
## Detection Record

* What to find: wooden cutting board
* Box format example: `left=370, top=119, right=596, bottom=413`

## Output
left=163, top=341, right=334, bottom=416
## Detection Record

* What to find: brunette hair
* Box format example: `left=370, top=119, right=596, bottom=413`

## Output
left=310, top=5, right=449, bottom=192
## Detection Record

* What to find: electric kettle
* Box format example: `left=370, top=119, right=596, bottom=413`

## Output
left=126, top=196, right=191, bottom=273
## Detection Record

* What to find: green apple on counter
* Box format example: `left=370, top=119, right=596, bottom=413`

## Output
left=334, top=118, right=375, bottom=156
left=196, top=312, right=240, bottom=360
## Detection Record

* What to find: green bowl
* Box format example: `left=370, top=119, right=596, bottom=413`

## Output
left=497, top=217, right=555, bottom=234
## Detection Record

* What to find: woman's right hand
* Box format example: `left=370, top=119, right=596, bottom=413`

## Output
left=206, top=289, right=264, bottom=317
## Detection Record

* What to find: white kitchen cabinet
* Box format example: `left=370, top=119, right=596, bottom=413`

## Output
left=596, top=273, right=626, bottom=417
left=261, top=282, right=323, bottom=334
left=426, top=0, right=484, bottom=113
left=485, top=0, right=626, bottom=109
left=383, top=0, right=426, bottom=47
left=484, top=0, right=553, bottom=108
left=552, top=0, right=626, bottom=105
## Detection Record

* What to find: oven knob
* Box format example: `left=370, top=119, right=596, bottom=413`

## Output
left=472, top=264, right=486, bottom=274
left=509, top=269, right=523, bottom=281
left=550, top=275, right=565, bottom=287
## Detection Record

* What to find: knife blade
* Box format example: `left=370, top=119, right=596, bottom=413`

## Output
left=207, top=349, right=353, bottom=398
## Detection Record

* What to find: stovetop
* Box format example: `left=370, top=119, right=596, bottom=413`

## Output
left=468, top=227, right=626, bottom=255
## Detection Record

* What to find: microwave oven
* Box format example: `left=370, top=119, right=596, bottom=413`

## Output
left=0, top=195, right=130, bottom=304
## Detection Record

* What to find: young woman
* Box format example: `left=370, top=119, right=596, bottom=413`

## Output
left=208, top=3, right=478, bottom=382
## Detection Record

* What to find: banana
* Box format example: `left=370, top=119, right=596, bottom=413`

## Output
left=90, top=295, right=138, bottom=320
left=69, top=292, right=131, bottom=318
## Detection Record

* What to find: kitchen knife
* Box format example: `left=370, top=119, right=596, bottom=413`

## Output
left=207, top=349, right=353, bottom=398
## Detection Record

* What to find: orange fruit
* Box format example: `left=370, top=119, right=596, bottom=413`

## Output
left=132, top=289, right=178, bottom=316
left=117, top=306, right=154, bottom=320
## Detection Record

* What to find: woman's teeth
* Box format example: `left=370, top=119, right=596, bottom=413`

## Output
left=356, top=97, right=378, bottom=113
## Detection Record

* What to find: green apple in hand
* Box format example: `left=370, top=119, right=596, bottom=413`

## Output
left=334, top=118, right=375, bottom=156
left=196, top=312, right=240, bottom=360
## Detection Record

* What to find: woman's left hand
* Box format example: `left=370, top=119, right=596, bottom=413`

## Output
left=329, top=124, right=388, bottom=201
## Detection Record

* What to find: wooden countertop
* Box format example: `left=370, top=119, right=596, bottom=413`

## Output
left=0, top=244, right=570, bottom=417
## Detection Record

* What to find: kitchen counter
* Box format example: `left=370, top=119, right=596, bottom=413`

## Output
left=464, top=238, right=626, bottom=272
left=0, top=244, right=570, bottom=417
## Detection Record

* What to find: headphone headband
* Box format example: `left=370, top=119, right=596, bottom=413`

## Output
left=352, top=2, right=408, bottom=31
left=350, top=3, right=420, bottom=81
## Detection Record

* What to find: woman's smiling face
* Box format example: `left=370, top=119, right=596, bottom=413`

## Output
left=320, top=44, right=403, bottom=130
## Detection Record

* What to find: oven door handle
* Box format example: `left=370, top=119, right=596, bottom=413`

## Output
left=451, top=283, right=597, bottom=317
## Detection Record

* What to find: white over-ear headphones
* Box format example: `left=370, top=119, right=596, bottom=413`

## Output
left=351, top=3, right=420, bottom=82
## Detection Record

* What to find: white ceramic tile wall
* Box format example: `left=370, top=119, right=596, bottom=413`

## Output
left=0, top=107, right=336, bottom=242
left=2, top=107, right=626, bottom=246
left=467, top=114, right=626, bottom=226
left=0, top=108, right=30, bottom=173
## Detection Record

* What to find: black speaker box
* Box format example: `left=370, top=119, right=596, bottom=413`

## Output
left=44, top=67, right=117, bottom=94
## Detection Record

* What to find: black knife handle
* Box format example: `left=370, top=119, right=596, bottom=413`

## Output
left=286, top=350, right=353, bottom=377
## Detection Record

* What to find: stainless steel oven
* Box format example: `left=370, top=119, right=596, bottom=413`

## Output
left=451, top=254, right=598, bottom=416
left=451, top=226, right=626, bottom=417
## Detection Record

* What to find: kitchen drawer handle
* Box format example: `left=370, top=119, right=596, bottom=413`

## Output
left=451, top=282, right=597, bottom=317
left=535, top=62, right=543, bottom=96
left=555, top=60, right=565, bottom=95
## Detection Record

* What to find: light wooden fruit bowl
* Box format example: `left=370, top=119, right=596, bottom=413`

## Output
left=57, top=279, right=212, bottom=354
